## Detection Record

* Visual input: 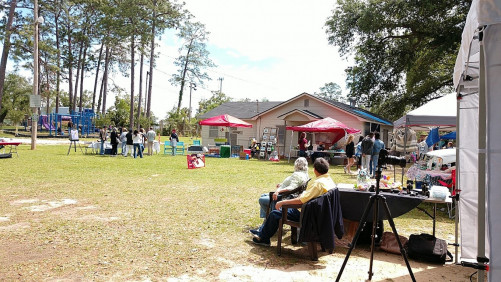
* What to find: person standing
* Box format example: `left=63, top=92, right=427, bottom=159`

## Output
left=355, top=136, right=364, bottom=170
left=133, top=129, right=143, bottom=158
left=370, top=132, right=385, bottom=176
left=361, top=132, right=374, bottom=171
left=99, top=126, right=108, bottom=155
left=110, top=127, right=119, bottom=156
left=344, top=135, right=355, bottom=174
left=140, top=128, right=146, bottom=153
left=170, top=129, right=179, bottom=156
left=125, top=128, right=134, bottom=157
left=298, top=132, right=308, bottom=157
left=146, top=127, right=156, bottom=156
left=120, top=128, right=128, bottom=156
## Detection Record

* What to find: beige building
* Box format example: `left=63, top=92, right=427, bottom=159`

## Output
left=198, top=93, right=393, bottom=157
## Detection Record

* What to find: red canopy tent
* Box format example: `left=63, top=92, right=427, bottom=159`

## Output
left=286, top=117, right=360, bottom=144
left=286, top=117, right=361, bottom=162
left=199, top=115, right=252, bottom=153
left=199, top=114, right=252, bottom=128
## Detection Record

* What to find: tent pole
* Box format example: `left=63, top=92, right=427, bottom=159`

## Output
left=454, top=93, right=460, bottom=264
left=476, top=30, right=487, bottom=282
left=403, top=121, right=408, bottom=184
left=288, top=130, right=294, bottom=163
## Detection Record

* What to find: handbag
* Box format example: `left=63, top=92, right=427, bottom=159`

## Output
left=407, top=233, right=452, bottom=264
left=380, top=231, right=408, bottom=254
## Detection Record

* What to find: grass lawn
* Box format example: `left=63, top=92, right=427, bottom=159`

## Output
left=0, top=141, right=459, bottom=280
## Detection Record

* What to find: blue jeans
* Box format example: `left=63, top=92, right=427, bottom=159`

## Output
left=371, top=155, right=379, bottom=176
left=100, top=140, right=105, bottom=155
left=121, top=142, right=127, bottom=155
left=258, top=193, right=272, bottom=218
left=133, top=144, right=143, bottom=158
left=258, top=208, right=301, bottom=242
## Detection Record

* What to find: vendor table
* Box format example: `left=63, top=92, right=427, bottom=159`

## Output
left=0, top=141, right=21, bottom=157
left=338, top=188, right=426, bottom=222
left=420, top=197, right=453, bottom=237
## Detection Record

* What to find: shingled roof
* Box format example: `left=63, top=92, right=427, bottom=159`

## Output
left=198, top=93, right=392, bottom=126
left=198, top=101, right=281, bottom=119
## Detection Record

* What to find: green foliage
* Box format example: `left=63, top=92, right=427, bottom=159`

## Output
left=164, top=106, right=197, bottom=136
left=196, top=91, right=232, bottom=117
left=0, top=73, right=31, bottom=124
left=325, top=0, right=471, bottom=120
left=314, top=82, right=345, bottom=103
left=107, top=95, right=130, bottom=127
left=94, top=114, right=112, bottom=128
left=170, top=21, right=217, bottom=113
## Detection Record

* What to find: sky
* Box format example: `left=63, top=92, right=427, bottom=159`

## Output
left=139, top=0, right=352, bottom=119
left=6, top=0, right=352, bottom=120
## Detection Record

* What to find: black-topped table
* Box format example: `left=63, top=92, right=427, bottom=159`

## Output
left=338, top=188, right=426, bottom=222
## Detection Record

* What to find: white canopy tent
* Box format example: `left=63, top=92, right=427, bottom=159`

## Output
left=454, top=0, right=501, bottom=280
left=393, top=94, right=457, bottom=130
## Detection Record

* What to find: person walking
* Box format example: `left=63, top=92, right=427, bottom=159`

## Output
left=344, top=135, right=355, bottom=174
left=133, top=129, right=143, bottom=158
left=361, top=132, right=374, bottom=171
left=99, top=126, right=107, bottom=155
left=169, top=129, right=179, bottom=156
left=146, top=127, right=156, bottom=156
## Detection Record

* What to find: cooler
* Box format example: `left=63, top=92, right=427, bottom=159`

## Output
left=220, top=145, right=231, bottom=158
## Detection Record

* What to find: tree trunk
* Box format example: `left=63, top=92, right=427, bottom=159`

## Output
left=129, top=34, right=135, bottom=128
left=177, top=40, right=193, bottom=114
left=45, top=60, right=50, bottom=115
left=147, top=4, right=156, bottom=119
left=73, top=40, right=84, bottom=113
left=55, top=10, right=61, bottom=113
left=67, top=22, right=73, bottom=112
left=92, top=42, right=104, bottom=113
left=137, top=47, right=144, bottom=129
left=0, top=0, right=17, bottom=113
left=101, top=46, right=110, bottom=115
left=79, top=43, right=88, bottom=112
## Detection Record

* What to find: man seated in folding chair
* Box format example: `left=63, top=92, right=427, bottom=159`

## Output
left=251, top=158, right=336, bottom=246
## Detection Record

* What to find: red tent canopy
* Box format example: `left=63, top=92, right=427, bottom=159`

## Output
left=286, top=117, right=361, bottom=144
left=199, top=114, right=252, bottom=128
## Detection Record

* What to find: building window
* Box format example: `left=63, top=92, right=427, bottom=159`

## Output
left=209, top=126, right=219, bottom=138
left=304, top=99, right=309, bottom=107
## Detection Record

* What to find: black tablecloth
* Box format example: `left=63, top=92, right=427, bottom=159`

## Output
left=339, top=188, right=425, bottom=221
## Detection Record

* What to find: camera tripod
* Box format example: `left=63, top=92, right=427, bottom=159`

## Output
left=336, top=163, right=416, bottom=282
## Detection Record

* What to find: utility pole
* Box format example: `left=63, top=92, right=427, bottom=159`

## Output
left=188, top=82, right=196, bottom=122
left=30, top=1, right=42, bottom=150
left=218, top=77, right=224, bottom=94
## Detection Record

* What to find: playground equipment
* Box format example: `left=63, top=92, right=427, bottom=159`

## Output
left=39, top=108, right=96, bottom=137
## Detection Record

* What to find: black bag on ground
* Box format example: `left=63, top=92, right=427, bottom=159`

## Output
left=407, top=233, right=452, bottom=264
left=357, top=220, right=384, bottom=245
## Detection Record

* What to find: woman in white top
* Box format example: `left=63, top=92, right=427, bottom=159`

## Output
left=132, top=130, right=143, bottom=158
